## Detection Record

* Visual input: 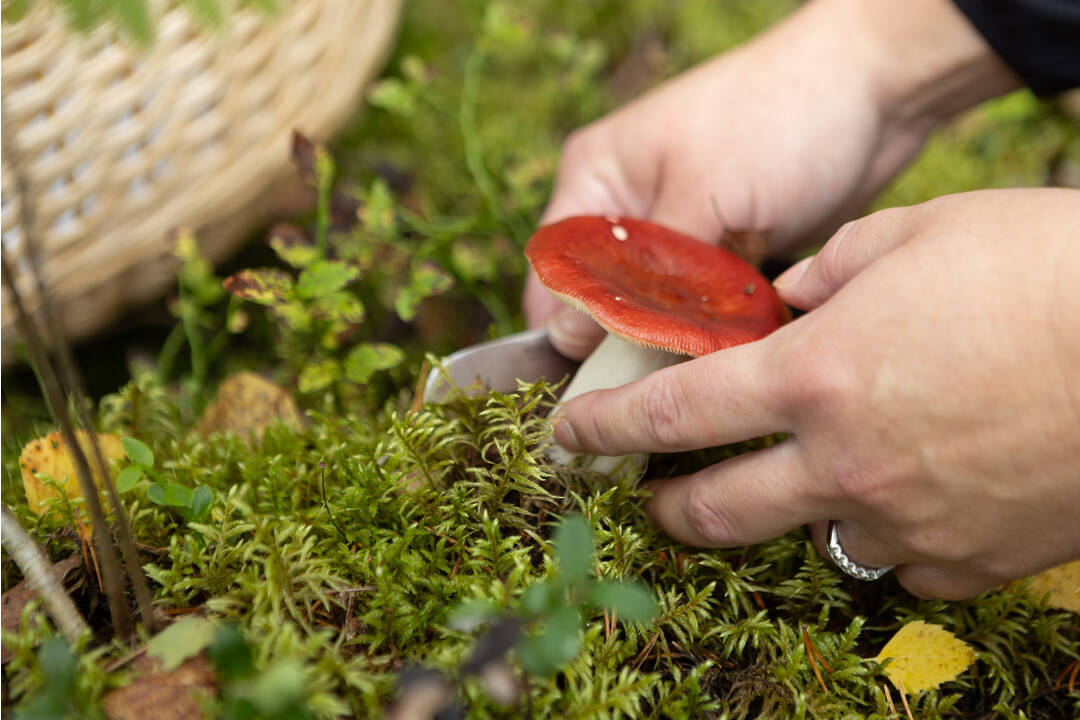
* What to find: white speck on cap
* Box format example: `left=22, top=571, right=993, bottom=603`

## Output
left=611, top=225, right=628, bottom=241
left=605, top=214, right=619, bottom=223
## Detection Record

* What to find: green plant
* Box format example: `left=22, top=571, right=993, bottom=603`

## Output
left=118, top=436, right=215, bottom=524
left=157, top=231, right=248, bottom=403
left=223, top=135, right=458, bottom=397
left=450, top=514, right=658, bottom=679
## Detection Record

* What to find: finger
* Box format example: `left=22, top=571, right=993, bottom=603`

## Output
left=773, top=205, right=923, bottom=311
left=546, top=307, right=607, bottom=360
left=524, top=271, right=566, bottom=329
left=894, top=565, right=1002, bottom=600
left=648, top=181, right=730, bottom=248
left=555, top=338, right=786, bottom=456
left=811, top=519, right=906, bottom=570
left=539, top=126, right=649, bottom=227
left=643, top=439, right=826, bottom=547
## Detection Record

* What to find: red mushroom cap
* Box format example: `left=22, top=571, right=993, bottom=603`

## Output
left=525, top=216, right=789, bottom=357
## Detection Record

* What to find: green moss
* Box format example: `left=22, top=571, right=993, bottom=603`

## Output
left=3, top=0, right=1078, bottom=717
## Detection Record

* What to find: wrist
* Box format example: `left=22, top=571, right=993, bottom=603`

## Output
left=836, top=0, right=1022, bottom=131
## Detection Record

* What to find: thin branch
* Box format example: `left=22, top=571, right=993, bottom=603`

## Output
left=2, top=99, right=155, bottom=633
left=1, top=505, right=90, bottom=644
left=2, top=248, right=132, bottom=637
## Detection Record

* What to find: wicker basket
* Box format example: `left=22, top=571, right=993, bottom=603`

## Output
left=1, top=0, right=402, bottom=360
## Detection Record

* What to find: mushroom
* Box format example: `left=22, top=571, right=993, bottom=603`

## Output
left=525, top=215, right=789, bottom=474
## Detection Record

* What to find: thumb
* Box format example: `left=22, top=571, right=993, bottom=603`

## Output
left=773, top=206, right=921, bottom=310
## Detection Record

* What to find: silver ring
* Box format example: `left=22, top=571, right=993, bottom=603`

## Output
left=826, top=520, right=894, bottom=581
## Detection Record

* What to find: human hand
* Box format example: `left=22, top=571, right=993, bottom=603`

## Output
left=552, top=188, right=1080, bottom=599
left=526, top=0, right=1019, bottom=359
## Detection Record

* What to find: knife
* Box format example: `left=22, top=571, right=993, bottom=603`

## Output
left=423, top=328, right=580, bottom=404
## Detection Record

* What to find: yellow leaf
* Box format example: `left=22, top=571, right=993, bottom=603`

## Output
left=1023, top=561, right=1080, bottom=614
left=19, top=431, right=126, bottom=537
left=197, top=372, right=304, bottom=444
left=874, top=620, right=975, bottom=694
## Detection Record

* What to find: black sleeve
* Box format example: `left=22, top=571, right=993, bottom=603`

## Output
left=951, top=0, right=1080, bottom=95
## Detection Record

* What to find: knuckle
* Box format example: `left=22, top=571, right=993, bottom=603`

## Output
left=639, top=377, right=689, bottom=448
left=781, top=347, right=857, bottom=421
left=561, top=125, right=604, bottom=162
left=685, top=481, right=736, bottom=545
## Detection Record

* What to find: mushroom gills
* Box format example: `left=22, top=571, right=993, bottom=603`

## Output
left=549, top=333, right=686, bottom=475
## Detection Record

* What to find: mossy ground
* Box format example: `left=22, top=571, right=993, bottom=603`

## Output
left=3, top=1, right=1079, bottom=718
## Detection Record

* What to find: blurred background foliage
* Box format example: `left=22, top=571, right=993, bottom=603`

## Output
left=2, top=0, right=1079, bottom=715
left=4, top=0, right=1077, bottom=409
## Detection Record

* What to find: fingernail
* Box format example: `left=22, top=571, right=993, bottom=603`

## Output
left=772, top=255, right=813, bottom=289
left=552, top=413, right=581, bottom=452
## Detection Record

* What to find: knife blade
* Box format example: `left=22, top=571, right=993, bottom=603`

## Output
left=423, top=328, right=580, bottom=404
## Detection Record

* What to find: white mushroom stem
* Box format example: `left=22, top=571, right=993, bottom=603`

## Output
left=549, top=333, right=685, bottom=475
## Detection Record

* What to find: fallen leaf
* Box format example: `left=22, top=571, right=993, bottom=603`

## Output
left=19, top=431, right=125, bottom=535
left=874, top=620, right=975, bottom=694
left=197, top=372, right=305, bottom=443
left=103, top=654, right=216, bottom=720
left=147, top=616, right=218, bottom=671
left=1, top=556, right=83, bottom=663
left=1022, top=560, right=1080, bottom=613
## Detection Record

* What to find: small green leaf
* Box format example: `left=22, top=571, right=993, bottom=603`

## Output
left=343, top=343, right=405, bottom=384
left=361, top=178, right=396, bottom=236
left=269, top=224, right=319, bottom=269
left=447, top=600, right=499, bottom=632
left=38, top=637, right=77, bottom=693
left=586, top=580, right=658, bottom=623
left=553, top=514, right=593, bottom=589
left=516, top=606, right=582, bottom=677
left=190, top=486, right=214, bottom=520
left=147, top=483, right=166, bottom=505
left=223, top=268, right=294, bottom=306
left=368, top=78, right=417, bottom=117
left=163, top=484, right=194, bottom=508
left=296, top=261, right=359, bottom=300
left=412, top=261, right=454, bottom=295
left=451, top=238, right=498, bottom=283
left=115, top=466, right=143, bottom=494
left=298, top=359, right=341, bottom=394
left=109, top=0, right=153, bottom=45
left=243, top=660, right=307, bottom=715
left=519, top=581, right=557, bottom=617
left=208, top=623, right=255, bottom=682
left=394, top=263, right=453, bottom=321
left=311, top=291, right=365, bottom=324
left=147, top=616, right=217, bottom=671
left=271, top=301, right=312, bottom=332
left=122, top=437, right=154, bottom=468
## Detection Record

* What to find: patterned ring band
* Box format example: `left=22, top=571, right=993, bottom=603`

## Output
left=826, top=520, right=894, bottom=582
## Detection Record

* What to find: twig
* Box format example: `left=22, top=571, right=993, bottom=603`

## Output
left=897, top=681, right=914, bottom=720
left=1, top=505, right=90, bottom=644
left=803, top=625, right=834, bottom=673
left=2, top=98, right=154, bottom=634
left=803, top=626, right=828, bottom=695
left=1, top=248, right=132, bottom=637
left=883, top=683, right=897, bottom=716
left=411, top=360, right=431, bottom=414
left=632, top=631, right=661, bottom=671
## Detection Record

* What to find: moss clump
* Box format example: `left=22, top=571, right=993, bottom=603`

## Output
left=3, top=0, right=1078, bottom=717
left=4, top=375, right=1079, bottom=717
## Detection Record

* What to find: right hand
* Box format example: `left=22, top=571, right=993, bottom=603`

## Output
left=526, top=0, right=1018, bottom=359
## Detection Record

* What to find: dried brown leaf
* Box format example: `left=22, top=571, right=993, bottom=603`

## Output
left=197, top=372, right=305, bottom=444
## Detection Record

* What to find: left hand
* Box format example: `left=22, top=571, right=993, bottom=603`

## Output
left=553, top=188, right=1080, bottom=599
